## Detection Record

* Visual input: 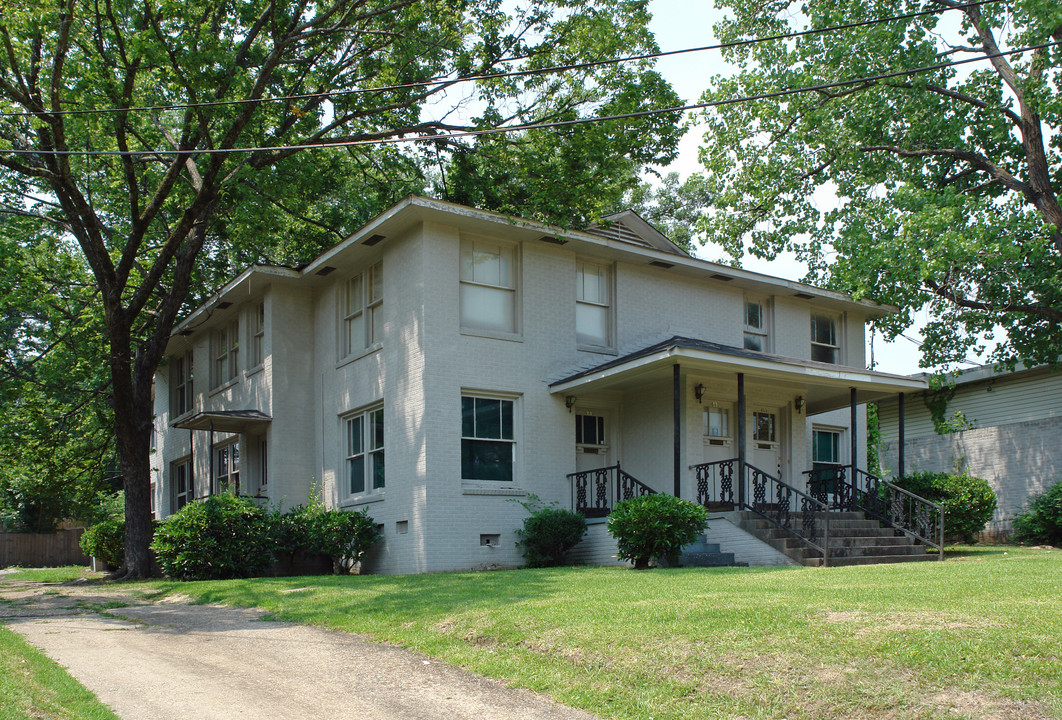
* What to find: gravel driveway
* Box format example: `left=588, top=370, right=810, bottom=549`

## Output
left=0, top=576, right=600, bottom=720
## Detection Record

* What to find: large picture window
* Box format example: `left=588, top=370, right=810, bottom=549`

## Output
left=576, top=261, right=612, bottom=348
left=211, top=320, right=240, bottom=388
left=811, top=313, right=840, bottom=363
left=341, top=262, right=383, bottom=359
left=461, top=395, right=515, bottom=482
left=171, top=351, right=194, bottom=417
left=344, top=407, right=385, bottom=497
left=460, top=238, right=516, bottom=334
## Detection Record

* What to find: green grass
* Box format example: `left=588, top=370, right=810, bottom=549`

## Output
left=2, top=567, right=102, bottom=583
left=0, top=625, right=120, bottom=720
left=135, top=545, right=1062, bottom=720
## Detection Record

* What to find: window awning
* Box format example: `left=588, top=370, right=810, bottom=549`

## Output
left=549, top=336, right=926, bottom=414
left=171, top=410, right=272, bottom=433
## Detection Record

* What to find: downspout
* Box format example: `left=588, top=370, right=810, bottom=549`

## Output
left=850, top=388, right=857, bottom=489
left=737, top=372, right=746, bottom=507
left=897, top=392, right=906, bottom=479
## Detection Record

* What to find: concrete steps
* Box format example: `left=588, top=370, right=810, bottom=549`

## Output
left=674, top=534, right=748, bottom=568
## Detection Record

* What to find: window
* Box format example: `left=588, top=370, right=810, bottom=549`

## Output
left=171, top=351, right=194, bottom=417
left=704, top=407, right=730, bottom=438
left=812, top=429, right=842, bottom=470
left=462, top=395, right=515, bottom=482
left=215, top=441, right=240, bottom=494
left=211, top=320, right=240, bottom=388
left=172, top=458, right=193, bottom=510
left=744, top=299, right=769, bottom=352
left=811, top=313, right=840, bottom=363
left=258, top=438, right=268, bottom=494
left=460, top=238, right=516, bottom=334
left=753, top=411, right=776, bottom=443
left=150, top=482, right=157, bottom=518
left=251, top=301, right=265, bottom=367
left=341, top=262, right=383, bottom=359
left=576, top=414, right=606, bottom=447
left=576, top=261, right=612, bottom=347
left=344, top=407, right=384, bottom=497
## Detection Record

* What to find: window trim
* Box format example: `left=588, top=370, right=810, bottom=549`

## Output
left=214, top=439, right=240, bottom=495
left=339, top=262, right=383, bottom=362
left=342, top=404, right=385, bottom=501
left=210, top=319, right=240, bottom=389
left=810, top=312, right=842, bottom=364
left=170, top=351, right=194, bottom=419
left=576, top=259, right=615, bottom=350
left=461, top=392, right=519, bottom=484
left=459, top=236, right=520, bottom=338
left=811, top=427, right=845, bottom=467
left=250, top=301, right=266, bottom=369
left=743, top=297, right=771, bottom=353
left=171, top=457, right=193, bottom=511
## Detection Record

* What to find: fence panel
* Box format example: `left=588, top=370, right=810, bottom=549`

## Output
left=0, top=529, right=90, bottom=568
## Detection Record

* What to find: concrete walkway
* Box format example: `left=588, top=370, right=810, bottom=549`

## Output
left=0, top=577, right=599, bottom=720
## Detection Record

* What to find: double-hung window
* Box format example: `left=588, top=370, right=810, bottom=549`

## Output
left=211, top=320, right=239, bottom=388
left=743, top=299, right=769, bottom=352
left=215, top=441, right=240, bottom=494
left=344, top=407, right=385, bottom=497
left=171, top=351, right=194, bottom=417
left=341, top=262, right=383, bottom=359
left=460, top=238, right=517, bottom=334
left=812, top=429, right=842, bottom=472
left=172, top=458, right=193, bottom=510
left=810, top=313, right=840, bottom=363
left=576, top=261, right=612, bottom=348
left=462, top=395, right=515, bottom=482
left=251, top=301, right=265, bottom=368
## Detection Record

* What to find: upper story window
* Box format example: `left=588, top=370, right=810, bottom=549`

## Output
left=251, top=301, right=265, bottom=368
left=211, top=319, right=240, bottom=388
left=461, top=395, right=515, bottom=482
left=171, top=351, right=194, bottom=417
left=460, top=237, right=517, bottom=334
left=576, top=261, right=612, bottom=348
left=743, top=298, right=769, bottom=352
left=341, top=262, right=383, bottom=359
left=344, top=406, right=385, bottom=497
left=810, top=313, right=840, bottom=363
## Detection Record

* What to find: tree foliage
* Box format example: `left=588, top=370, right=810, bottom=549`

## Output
left=0, top=0, right=681, bottom=573
left=695, top=0, right=1062, bottom=369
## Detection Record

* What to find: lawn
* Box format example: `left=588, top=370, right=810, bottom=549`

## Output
left=133, top=545, right=1061, bottom=720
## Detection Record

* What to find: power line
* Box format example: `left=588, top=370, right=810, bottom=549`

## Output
left=3, top=38, right=1056, bottom=158
left=0, top=0, right=1005, bottom=121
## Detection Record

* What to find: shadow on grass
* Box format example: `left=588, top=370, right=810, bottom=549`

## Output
left=943, top=543, right=1016, bottom=560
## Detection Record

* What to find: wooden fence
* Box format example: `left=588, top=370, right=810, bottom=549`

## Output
left=0, top=528, right=90, bottom=568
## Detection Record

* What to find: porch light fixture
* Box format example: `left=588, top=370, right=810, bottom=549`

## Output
left=694, top=384, right=706, bottom=404
left=565, top=395, right=577, bottom=413
left=795, top=396, right=806, bottom=414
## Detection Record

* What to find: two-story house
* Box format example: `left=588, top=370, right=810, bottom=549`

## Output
left=151, top=196, right=929, bottom=573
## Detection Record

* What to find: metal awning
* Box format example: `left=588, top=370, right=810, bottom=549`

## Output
left=549, top=336, right=926, bottom=414
left=171, top=410, right=272, bottom=433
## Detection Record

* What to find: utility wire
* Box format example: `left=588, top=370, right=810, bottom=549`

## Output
left=0, top=0, right=1005, bottom=121
left=3, top=38, right=1056, bottom=158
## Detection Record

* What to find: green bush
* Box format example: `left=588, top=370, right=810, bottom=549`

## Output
left=893, top=469, right=996, bottom=543
left=607, top=494, right=708, bottom=569
left=79, top=517, right=125, bottom=568
left=515, top=496, right=587, bottom=568
left=151, top=493, right=275, bottom=580
left=1012, top=481, right=1062, bottom=546
left=275, top=502, right=381, bottom=573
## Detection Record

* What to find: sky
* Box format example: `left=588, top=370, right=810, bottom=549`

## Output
left=644, top=0, right=951, bottom=377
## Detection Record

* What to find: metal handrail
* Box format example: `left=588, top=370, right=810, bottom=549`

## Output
left=567, top=463, right=656, bottom=518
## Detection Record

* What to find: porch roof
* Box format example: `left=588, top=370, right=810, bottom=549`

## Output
left=548, top=336, right=926, bottom=414
left=171, top=410, right=272, bottom=433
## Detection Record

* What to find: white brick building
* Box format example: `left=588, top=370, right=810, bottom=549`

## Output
left=151, top=196, right=925, bottom=573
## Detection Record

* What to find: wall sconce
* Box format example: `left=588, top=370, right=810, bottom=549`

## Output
left=795, top=396, right=806, bottom=414
left=694, top=384, right=706, bottom=404
left=565, top=395, right=576, bottom=413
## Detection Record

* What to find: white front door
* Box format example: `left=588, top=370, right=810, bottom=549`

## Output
left=575, top=410, right=611, bottom=473
left=749, top=408, right=783, bottom=479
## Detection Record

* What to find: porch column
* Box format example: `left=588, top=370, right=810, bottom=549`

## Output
left=897, top=392, right=906, bottom=479
left=209, top=420, right=215, bottom=497
left=849, top=388, right=857, bottom=483
left=737, top=372, right=746, bottom=506
left=673, top=364, right=681, bottom=498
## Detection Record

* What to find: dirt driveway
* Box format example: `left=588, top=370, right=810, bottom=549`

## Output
left=0, top=574, right=599, bottom=720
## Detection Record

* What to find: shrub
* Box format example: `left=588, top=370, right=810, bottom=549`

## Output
left=607, top=494, right=708, bottom=569
left=515, top=495, right=587, bottom=568
left=151, top=493, right=275, bottom=580
left=893, top=469, right=996, bottom=543
left=1012, top=481, right=1062, bottom=546
left=79, top=517, right=126, bottom=568
left=309, top=507, right=382, bottom=573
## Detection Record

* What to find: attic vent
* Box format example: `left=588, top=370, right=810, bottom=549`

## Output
left=793, top=292, right=815, bottom=300
left=363, top=233, right=386, bottom=246
left=710, top=273, right=733, bottom=281
left=216, top=301, right=233, bottom=310
left=649, top=260, right=675, bottom=269
left=538, top=235, right=568, bottom=245
left=315, top=266, right=337, bottom=276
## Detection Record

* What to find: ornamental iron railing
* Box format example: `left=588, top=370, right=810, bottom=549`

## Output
left=568, top=463, right=656, bottom=518
left=804, top=466, right=944, bottom=558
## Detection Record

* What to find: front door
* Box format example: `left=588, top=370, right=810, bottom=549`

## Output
left=749, top=408, right=783, bottom=479
left=575, top=410, right=611, bottom=473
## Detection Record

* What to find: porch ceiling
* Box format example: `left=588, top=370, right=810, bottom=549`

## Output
left=548, top=336, right=926, bottom=414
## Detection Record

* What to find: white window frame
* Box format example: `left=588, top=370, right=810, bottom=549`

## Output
left=752, top=411, right=777, bottom=444
left=743, top=297, right=770, bottom=352
left=812, top=427, right=845, bottom=468
left=810, top=312, right=841, bottom=364
left=703, top=405, right=731, bottom=441
left=251, top=301, right=266, bottom=368
left=172, top=458, right=193, bottom=511
left=576, top=260, right=613, bottom=349
left=340, top=262, right=383, bottom=360
left=258, top=437, right=268, bottom=495
left=461, top=393, right=517, bottom=483
left=459, top=237, right=519, bottom=336
left=214, top=440, right=240, bottom=494
left=170, top=351, right=194, bottom=418
left=211, top=320, right=240, bottom=388
left=343, top=405, right=385, bottom=499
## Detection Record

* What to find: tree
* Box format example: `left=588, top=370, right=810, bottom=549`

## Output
left=0, top=0, right=682, bottom=576
left=694, top=0, right=1062, bottom=369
